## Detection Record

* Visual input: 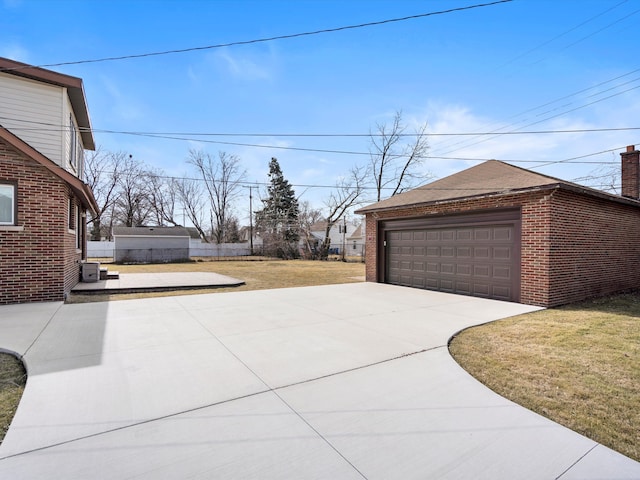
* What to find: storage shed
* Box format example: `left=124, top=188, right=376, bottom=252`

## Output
left=113, top=226, right=190, bottom=263
left=355, top=147, right=640, bottom=307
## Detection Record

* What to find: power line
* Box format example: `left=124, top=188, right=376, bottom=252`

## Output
left=0, top=1, right=512, bottom=72
left=501, top=0, right=629, bottom=67
left=429, top=63, right=640, bottom=156
left=3, top=115, right=640, bottom=138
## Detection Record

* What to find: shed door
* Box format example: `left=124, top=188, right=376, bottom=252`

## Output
left=386, top=222, right=519, bottom=302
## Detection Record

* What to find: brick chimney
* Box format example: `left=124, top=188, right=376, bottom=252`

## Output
left=621, top=145, right=640, bottom=199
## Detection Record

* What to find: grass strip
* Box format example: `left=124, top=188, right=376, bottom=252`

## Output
left=449, top=292, right=640, bottom=462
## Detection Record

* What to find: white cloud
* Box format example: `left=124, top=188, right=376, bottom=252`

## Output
left=419, top=97, right=640, bottom=187
left=100, top=76, right=145, bottom=121
left=213, top=47, right=275, bottom=81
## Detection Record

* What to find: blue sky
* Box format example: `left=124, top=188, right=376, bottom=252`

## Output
left=2, top=0, right=640, bottom=222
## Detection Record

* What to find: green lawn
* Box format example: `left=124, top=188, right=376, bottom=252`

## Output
left=450, top=292, right=640, bottom=462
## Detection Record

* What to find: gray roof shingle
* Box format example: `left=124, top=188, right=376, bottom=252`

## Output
left=355, top=160, right=636, bottom=213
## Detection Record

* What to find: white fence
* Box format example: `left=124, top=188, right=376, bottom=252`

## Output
left=87, top=241, right=115, bottom=258
left=189, top=241, right=252, bottom=257
left=87, top=241, right=252, bottom=260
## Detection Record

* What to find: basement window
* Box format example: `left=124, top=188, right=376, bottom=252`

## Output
left=0, top=182, right=17, bottom=225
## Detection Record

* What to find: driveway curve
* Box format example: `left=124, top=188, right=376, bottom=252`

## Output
left=0, top=283, right=638, bottom=479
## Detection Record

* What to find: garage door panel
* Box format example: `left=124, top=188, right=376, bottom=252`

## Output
left=456, top=264, right=472, bottom=275
left=456, top=281, right=471, bottom=295
left=442, top=230, right=455, bottom=241
left=474, top=265, right=490, bottom=278
left=457, top=229, right=473, bottom=241
left=386, top=219, right=520, bottom=302
left=493, top=227, right=512, bottom=241
left=493, top=247, right=511, bottom=260
left=474, top=228, right=491, bottom=241
left=442, top=247, right=455, bottom=257
left=441, top=263, right=455, bottom=274
left=473, top=283, right=490, bottom=296
left=493, top=266, right=511, bottom=280
left=492, top=285, right=511, bottom=300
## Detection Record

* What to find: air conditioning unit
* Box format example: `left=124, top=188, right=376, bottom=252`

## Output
left=82, top=262, right=100, bottom=282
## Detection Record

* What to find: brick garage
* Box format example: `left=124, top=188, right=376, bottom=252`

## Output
left=0, top=130, right=96, bottom=304
left=356, top=151, right=640, bottom=307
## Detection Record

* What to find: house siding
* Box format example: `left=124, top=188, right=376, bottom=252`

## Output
left=363, top=188, right=640, bottom=307
left=0, top=73, right=65, bottom=166
left=0, top=139, right=82, bottom=304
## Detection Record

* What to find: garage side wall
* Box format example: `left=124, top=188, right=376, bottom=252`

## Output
left=363, top=191, right=555, bottom=306
left=547, top=190, right=640, bottom=307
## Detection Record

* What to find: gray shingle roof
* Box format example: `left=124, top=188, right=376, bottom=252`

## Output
left=355, top=160, right=635, bottom=214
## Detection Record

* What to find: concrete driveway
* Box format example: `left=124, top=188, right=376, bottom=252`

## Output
left=0, top=283, right=638, bottom=479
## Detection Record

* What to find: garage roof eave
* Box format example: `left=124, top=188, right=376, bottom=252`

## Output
left=354, top=185, right=558, bottom=215
left=355, top=182, right=640, bottom=216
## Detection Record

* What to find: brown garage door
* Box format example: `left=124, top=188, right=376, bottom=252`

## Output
left=385, top=215, right=520, bottom=302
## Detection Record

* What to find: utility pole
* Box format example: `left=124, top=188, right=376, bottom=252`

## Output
left=341, top=217, right=346, bottom=262
left=243, top=185, right=254, bottom=255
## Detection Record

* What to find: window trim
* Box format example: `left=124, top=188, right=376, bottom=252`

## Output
left=69, top=114, right=78, bottom=172
left=0, top=181, right=17, bottom=226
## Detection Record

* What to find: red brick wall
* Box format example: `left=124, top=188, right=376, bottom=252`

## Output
left=363, top=188, right=640, bottom=307
left=546, top=189, right=640, bottom=306
left=0, top=140, right=83, bottom=304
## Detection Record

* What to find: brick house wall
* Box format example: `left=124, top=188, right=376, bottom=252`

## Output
left=0, top=139, right=83, bottom=304
left=363, top=187, right=640, bottom=307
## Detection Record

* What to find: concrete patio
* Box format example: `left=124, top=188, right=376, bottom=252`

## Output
left=0, top=283, right=638, bottom=479
left=71, top=271, right=244, bottom=294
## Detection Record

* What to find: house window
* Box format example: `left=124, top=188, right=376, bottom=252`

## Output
left=0, top=183, right=17, bottom=225
left=77, top=207, right=83, bottom=249
left=68, top=198, right=76, bottom=231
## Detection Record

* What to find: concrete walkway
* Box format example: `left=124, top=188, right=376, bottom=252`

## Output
left=0, top=283, right=638, bottom=479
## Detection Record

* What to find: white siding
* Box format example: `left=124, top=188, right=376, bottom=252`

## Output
left=62, top=97, right=83, bottom=176
left=0, top=72, right=66, bottom=166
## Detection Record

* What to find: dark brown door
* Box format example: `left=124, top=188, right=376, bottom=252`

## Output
left=386, top=222, right=519, bottom=302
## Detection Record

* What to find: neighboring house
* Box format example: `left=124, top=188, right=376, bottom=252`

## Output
left=0, top=57, right=98, bottom=304
left=355, top=148, right=640, bottom=307
left=347, top=223, right=365, bottom=257
left=306, top=221, right=361, bottom=255
left=113, top=226, right=190, bottom=263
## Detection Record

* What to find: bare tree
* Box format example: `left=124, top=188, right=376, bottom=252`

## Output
left=84, top=148, right=126, bottom=240
left=319, top=165, right=367, bottom=260
left=113, top=155, right=154, bottom=227
left=174, top=177, right=209, bottom=242
left=573, top=157, right=620, bottom=194
left=147, top=172, right=181, bottom=227
left=188, top=149, right=246, bottom=244
left=298, top=200, right=324, bottom=259
left=369, top=110, right=431, bottom=202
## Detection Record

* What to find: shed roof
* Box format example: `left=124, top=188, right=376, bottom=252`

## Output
left=112, top=226, right=190, bottom=237
left=355, top=160, right=639, bottom=214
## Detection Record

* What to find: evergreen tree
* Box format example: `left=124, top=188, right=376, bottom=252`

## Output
left=255, top=158, right=300, bottom=258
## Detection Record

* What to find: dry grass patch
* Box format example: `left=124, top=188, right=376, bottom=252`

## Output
left=449, top=293, right=640, bottom=462
left=0, top=353, right=26, bottom=445
left=69, top=259, right=365, bottom=303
